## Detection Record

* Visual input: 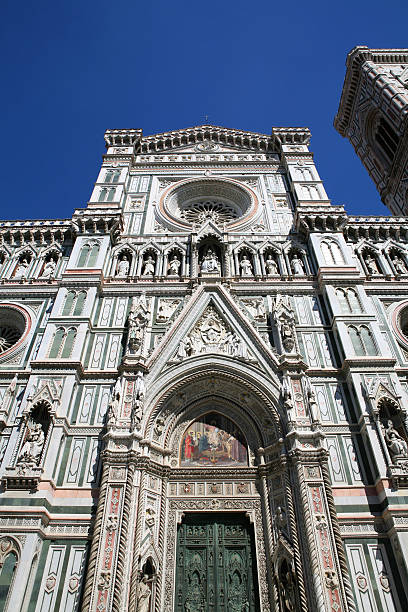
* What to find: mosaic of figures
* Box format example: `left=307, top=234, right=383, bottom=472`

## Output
left=180, top=413, right=248, bottom=467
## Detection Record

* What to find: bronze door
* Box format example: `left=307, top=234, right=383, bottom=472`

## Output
left=175, top=513, right=259, bottom=611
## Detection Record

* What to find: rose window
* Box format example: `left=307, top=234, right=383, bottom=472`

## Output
left=160, top=179, right=257, bottom=231
left=0, top=326, right=22, bottom=353
left=179, top=200, right=239, bottom=225
left=0, top=306, right=28, bottom=356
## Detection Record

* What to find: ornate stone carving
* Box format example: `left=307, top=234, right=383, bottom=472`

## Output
left=290, top=254, right=305, bottom=275
left=176, top=306, right=251, bottom=361
left=384, top=420, right=408, bottom=460
left=272, top=295, right=297, bottom=354
left=200, top=249, right=220, bottom=274
left=157, top=299, right=180, bottom=322
left=17, top=422, right=45, bottom=468
left=127, top=294, right=149, bottom=355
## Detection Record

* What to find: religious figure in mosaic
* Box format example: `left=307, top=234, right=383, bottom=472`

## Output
left=180, top=413, right=248, bottom=467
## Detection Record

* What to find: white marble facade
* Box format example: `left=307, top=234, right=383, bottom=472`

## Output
left=0, top=125, right=407, bottom=612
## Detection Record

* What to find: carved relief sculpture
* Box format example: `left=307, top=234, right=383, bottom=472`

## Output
left=136, top=574, right=152, bottom=612
left=127, top=294, right=149, bottom=354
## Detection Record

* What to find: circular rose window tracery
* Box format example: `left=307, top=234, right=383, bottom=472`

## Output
left=179, top=200, right=239, bottom=225
left=159, top=178, right=258, bottom=231
left=0, top=306, right=29, bottom=358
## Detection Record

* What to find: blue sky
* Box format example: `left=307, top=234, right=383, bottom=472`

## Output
left=1, top=0, right=407, bottom=220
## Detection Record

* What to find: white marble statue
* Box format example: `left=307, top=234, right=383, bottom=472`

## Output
left=142, top=256, right=155, bottom=276
left=200, top=249, right=219, bottom=273
left=136, top=574, right=152, bottom=612
left=384, top=420, right=408, bottom=459
left=41, top=259, right=56, bottom=279
left=14, top=259, right=29, bottom=278
left=392, top=255, right=407, bottom=275
left=18, top=422, right=45, bottom=466
left=365, top=254, right=379, bottom=275
left=240, top=255, right=253, bottom=276
left=117, top=256, right=130, bottom=276
left=265, top=255, right=278, bottom=275
left=168, top=255, right=181, bottom=275
left=290, top=254, right=305, bottom=275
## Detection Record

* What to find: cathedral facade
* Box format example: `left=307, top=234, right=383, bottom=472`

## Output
left=0, top=123, right=408, bottom=612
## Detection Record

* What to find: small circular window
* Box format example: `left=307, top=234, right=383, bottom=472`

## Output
left=0, top=305, right=29, bottom=357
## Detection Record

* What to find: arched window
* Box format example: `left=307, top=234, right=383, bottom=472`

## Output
left=106, top=188, right=115, bottom=202
left=321, top=240, right=344, bottom=265
left=48, top=327, right=65, bottom=359
left=105, top=169, right=120, bottom=183
left=61, top=291, right=76, bottom=316
left=360, top=326, right=377, bottom=355
left=61, top=291, right=86, bottom=316
left=77, top=243, right=100, bottom=268
left=0, top=550, right=17, bottom=609
left=73, top=291, right=86, bottom=316
left=336, top=288, right=361, bottom=313
left=48, top=327, right=76, bottom=359
left=61, top=328, right=77, bottom=358
left=348, top=325, right=377, bottom=356
left=88, top=243, right=100, bottom=267
left=98, top=187, right=108, bottom=202
left=180, top=412, right=248, bottom=467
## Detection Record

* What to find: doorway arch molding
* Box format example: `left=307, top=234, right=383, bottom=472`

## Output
left=145, top=364, right=283, bottom=451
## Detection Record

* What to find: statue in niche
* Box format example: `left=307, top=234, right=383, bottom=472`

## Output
left=240, top=255, right=253, bottom=276
left=40, top=258, right=57, bottom=279
left=365, top=253, right=379, bottom=275
left=280, top=563, right=296, bottom=612
left=17, top=422, right=45, bottom=467
left=136, top=574, right=153, bottom=612
left=280, top=321, right=295, bottom=352
left=265, top=254, right=278, bottom=275
left=142, top=255, right=155, bottom=276
left=117, top=255, right=130, bottom=276
left=128, top=294, right=149, bottom=353
left=290, top=254, right=305, bottom=276
left=14, top=258, right=29, bottom=278
left=392, top=255, right=407, bottom=275
left=384, top=420, right=408, bottom=459
left=168, top=254, right=181, bottom=275
left=200, top=249, right=219, bottom=274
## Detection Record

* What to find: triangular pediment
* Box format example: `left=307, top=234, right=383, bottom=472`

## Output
left=146, top=285, right=279, bottom=377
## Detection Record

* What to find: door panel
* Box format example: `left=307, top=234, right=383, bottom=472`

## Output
left=175, top=514, right=259, bottom=612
